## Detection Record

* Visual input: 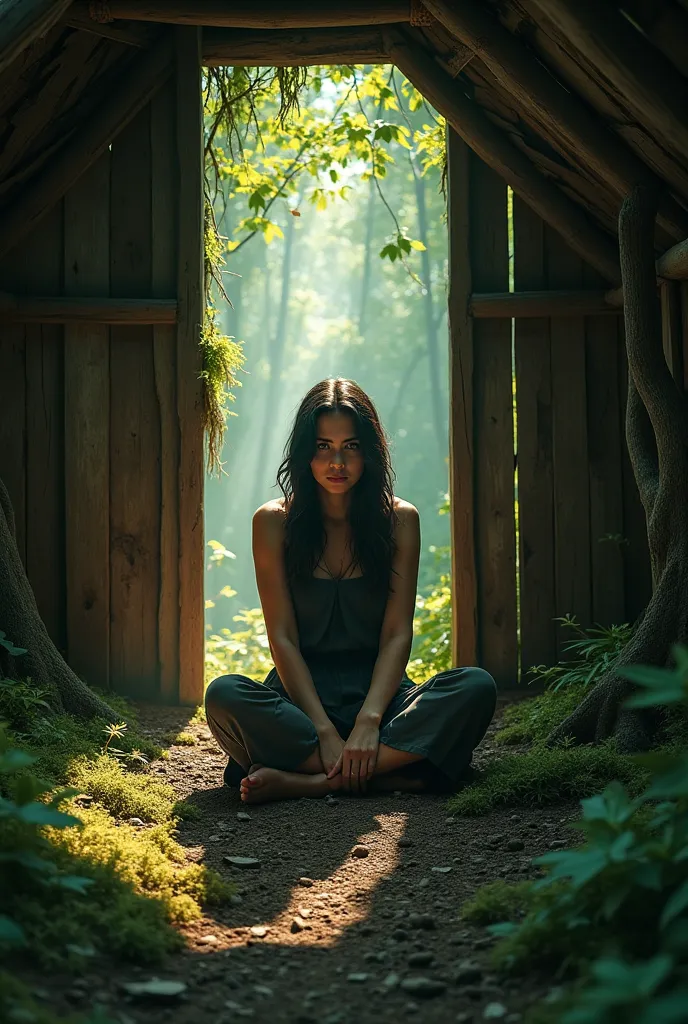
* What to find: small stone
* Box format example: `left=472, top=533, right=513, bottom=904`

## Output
left=382, top=972, right=400, bottom=989
left=197, top=934, right=217, bottom=945
left=253, top=985, right=274, bottom=997
left=506, top=1015, right=522, bottom=1023
left=432, top=866, right=452, bottom=874
left=400, top=977, right=447, bottom=998
left=128, top=817, right=144, bottom=827
left=445, top=817, right=455, bottom=824
left=455, top=1014, right=473, bottom=1023
left=347, top=973, right=369, bottom=983
left=483, top=1004, right=508, bottom=1020
left=398, top=837, right=414, bottom=848
left=417, top=877, right=431, bottom=888
left=291, top=916, right=307, bottom=933
left=509, top=815, right=520, bottom=822
left=237, top=811, right=252, bottom=821
left=549, top=839, right=568, bottom=849
left=506, top=840, right=524, bottom=852
left=207, top=834, right=222, bottom=842
left=393, top=790, right=403, bottom=797
left=391, top=928, right=408, bottom=941
left=455, top=962, right=483, bottom=985
left=224, top=1000, right=255, bottom=1018
left=298, top=907, right=312, bottom=918
left=351, top=845, right=369, bottom=859
left=224, top=855, right=261, bottom=869
left=250, top=926, right=269, bottom=938
left=74, top=794, right=93, bottom=807
left=409, top=913, right=435, bottom=930
left=298, top=876, right=314, bottom=887
left=408, top=951, right=434, bottom=967
left=122, top=980, right=187, bottom=1001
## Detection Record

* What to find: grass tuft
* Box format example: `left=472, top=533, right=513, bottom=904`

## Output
left=164, top=731, right=197, bottom=746
left=67, top=755, right=178, bottom=823
left=461, top=880, right=535, bottom=925
left=493, top=685, right=586, bottom=747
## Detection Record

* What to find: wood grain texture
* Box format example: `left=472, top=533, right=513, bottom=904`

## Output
left=471, top=162, right=517, bottom=686
left=0, top=323, right=26, bottom=561
left=203, top=26, right=387, bottom=65
left=109, top=104, right=161, bottom=699
left=0, top=0, right=72, bottom=77
left=470, top=290, right=621, bottom=318
left=660, top=281, right=683, bottom=386
left=101, top=1, right=410, bottom=28
left=446, top=129, right=477, bottom=668
left=64, top=153, right=111, bottom=688
left=584, top=269, right=625, bottom=627
left=546, top=229, right=591, bottom=650
left=151, top=81, right=180, bottom=703
left=0, top=297, right=177, bottom=323
left=176, top=27, right=205, bottom=706
left=513, top=197, right=556, bottom=679
left=24, top=204, right=65, bottom=650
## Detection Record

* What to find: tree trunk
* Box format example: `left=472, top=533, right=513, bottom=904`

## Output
left=0, top=477, right=116, bottom=720
left=548, top=185, right=688, bottom=752
left=357, top=174, right=377, bottom=339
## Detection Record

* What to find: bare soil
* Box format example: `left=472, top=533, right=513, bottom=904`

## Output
left=28, top=699, right=577, bottom=1023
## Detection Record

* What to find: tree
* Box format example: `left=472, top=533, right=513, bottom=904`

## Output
left=549, top=185, right=688, bottom=753
left=0, top=477, right=114, bottom=720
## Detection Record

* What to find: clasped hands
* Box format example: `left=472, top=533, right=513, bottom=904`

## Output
left=318, top=715, right=380, bottom=793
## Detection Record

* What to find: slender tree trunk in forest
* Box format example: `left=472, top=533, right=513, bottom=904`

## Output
left=250, top=211, right=297, bottom=511
left=548, top=185, right=688, bottom=753
left=357, top=175, right=377, bottom=339
left=412, top=159, right=446, bottom=459
left=0, top=477, right=115, bottom=720
left=388, top=348, right=427, bottom=437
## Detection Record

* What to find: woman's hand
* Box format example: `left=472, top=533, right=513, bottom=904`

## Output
left=330, top=716, right=380, bottom=793
left=317, top=725, right=345, bottom=776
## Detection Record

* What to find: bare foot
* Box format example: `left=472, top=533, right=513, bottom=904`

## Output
left=239, top=764, right=335, bottom=804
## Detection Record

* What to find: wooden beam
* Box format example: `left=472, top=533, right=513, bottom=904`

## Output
left=0, top=0, right=72, bottom=76
left=527, top=0, right=688, bottom=169
left=470, top=290, right=622, bottom=318
left=387, top=31, right=621, bottom=284
left=658, top=237, right=688, bottom=280
left=65, top=6, right=155, bottom=47
left=0, top=295, right=177, bottom=324
left=0, top=34, right=174, bottom=261
left=203, top=26, right=389, bottom=66
left=92, top=1, right=410, bottom=28
left=422, top=0, right=688, bottom=242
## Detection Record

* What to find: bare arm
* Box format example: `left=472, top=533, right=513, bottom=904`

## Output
left=253, top=504, right=343, bottom=766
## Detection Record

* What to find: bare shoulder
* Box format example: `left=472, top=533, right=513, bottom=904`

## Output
left=393, top=496, right=420, bottom=528
left=252, top=500, right=286, bottom=543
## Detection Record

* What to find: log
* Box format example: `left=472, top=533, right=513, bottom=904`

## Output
left=0, top=33, right=174, bottom=260
left=203, top=26, right=388, bottom=66
left=421, top=0, right=688, bottom=241
left=527, top=0, right=688, bottom=169
left=65, top=6, right=155, bottom=47
left=469, top=290, right=621, bottom=318
left=93, top=0, right=410, bottom=28
left=657, top=236, right=688, bottom=280
left=387, top=31, right=621, bottom=284
left=0, top=0, right=72, bottom=76
left=0, top=295, right=178, bottom=324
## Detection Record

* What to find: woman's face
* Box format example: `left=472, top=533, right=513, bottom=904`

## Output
left=310, top=411, right=365, bottom=495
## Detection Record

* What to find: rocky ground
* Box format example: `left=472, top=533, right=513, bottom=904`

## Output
left=31, top=699, right=577, bottom=1023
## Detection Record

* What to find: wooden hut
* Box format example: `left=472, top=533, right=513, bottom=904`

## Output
left=0, top=0, right=686, bottom=704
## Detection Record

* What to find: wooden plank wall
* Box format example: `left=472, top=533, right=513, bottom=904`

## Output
left=0, top=40, right=204, bottom=705
left=448, top=140, right=652, bottom=686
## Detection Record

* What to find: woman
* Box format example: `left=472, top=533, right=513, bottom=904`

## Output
left=205, top=378, right=496, bottom=804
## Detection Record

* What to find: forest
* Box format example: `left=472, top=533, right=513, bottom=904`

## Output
left=1, top=7, right=688, bottom=1023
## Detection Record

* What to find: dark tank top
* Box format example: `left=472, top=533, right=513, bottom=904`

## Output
left=289, top=575, right=388, bottom=656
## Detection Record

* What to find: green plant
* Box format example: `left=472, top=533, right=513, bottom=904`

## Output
left=205, top=606, right=273, bottom=685
left=494, top=685, right=588, bottom=747
left=482, top=646, right=688, bottom=1023
left=0, top=679, right=52, bottom=732
left=527, top=616, right=633, bottom=692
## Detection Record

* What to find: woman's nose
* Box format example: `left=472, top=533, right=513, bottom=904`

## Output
left=330, top=450, right=344, bottom=466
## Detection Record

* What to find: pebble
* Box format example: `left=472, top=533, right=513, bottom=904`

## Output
left=383, top=972, right=400, bottom=989
left=418, top=877, right=430, bottom=888
left=298, top=907, right=312, bottom=918
left=408, top=951, right=434, bottom=967
left=509, top=815, right=521, bottom=822
left=398, top=837, right=414, bottom=848
left=291, top=916, right=307, bottom=933
left=253, top=985, right=274, bottom=997
left=197, top=935, right=217, bottom=945
left=400, top=978, right=447, bottom=998
left=445, top=817, right=456, bottom=824
left=347, top=973, right=369, bottom=983
left=483, top=1004, right=508, bottom=1019
left=237, top=811, right=252, bottom=821
left=455, top=1014, right=473, bottom=1023
left=229, top=894, right=243, bottom=906
left=298, top=877, right=314, bottom=887
left=122, top=980, right=187, bottom=1001
left=207, top=835, right=222, bottom=842
left=224, top=856, right=261, bottom=869
left=409, top=914, right=435, bottom=930
left=249, top=926, right=269, bottom=938
left=506, top=839, right=524, bottom=852
left=351, top=845, right=369, bottom=859
left=128, top=818, right=144, bottom=827
left=432, top=866, right=452, bottom=873
left=224, top=1000, right=255, bottom=1018
left=549, top=839, right=568, bottom=849
left=455, top=962, right=483, bottom=984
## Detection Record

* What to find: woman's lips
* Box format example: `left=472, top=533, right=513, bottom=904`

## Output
left=326, top=476, right=347, bottom=482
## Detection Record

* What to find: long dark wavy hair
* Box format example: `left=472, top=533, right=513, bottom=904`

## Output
left=276, top=378, right=397, bottom=586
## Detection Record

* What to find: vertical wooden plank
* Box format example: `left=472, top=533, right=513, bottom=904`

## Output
left=64, top=154, right=111, bottom=687
left=618, top=332, right=653, bottom=623
left=547, top=229, right=591, bottom=650
left=513, top=197, right=556, bottom=678
left=585, top=265, right=625, bottom=627
left=0, top=324, right=26, bottom=562
left=660, top=280, right=684, bottom=386
left=110, top=103, right=161, bottom=699
left=176, top=27, right=205, bottom=706
left=151, top=81, right=180, bottom=703
left=472, top=159, right=517, bottom=686
left=25, top=204, right=65, bottom=649
left=682, top=282, right=688, bottom=394
left=446, top=129, right=477, bottom=668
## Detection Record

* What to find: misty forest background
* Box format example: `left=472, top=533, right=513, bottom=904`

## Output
left=204, top=67, right=456, bottom=681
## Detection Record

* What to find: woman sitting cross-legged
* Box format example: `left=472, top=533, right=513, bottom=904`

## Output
left=205, top=377, right=496, bottom=804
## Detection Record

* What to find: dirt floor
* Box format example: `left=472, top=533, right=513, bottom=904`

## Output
left=33, top=700, right=578, bottom=1023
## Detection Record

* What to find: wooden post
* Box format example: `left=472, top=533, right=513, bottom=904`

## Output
left=387, top=31, right=621, bottom=285
left=64, top=154, right=111, bottom=690
left=446, top=129, right=477, bottom=669
left=0, top=0, right=72, bottom=77
left=176, top=27, right=205, bottom=707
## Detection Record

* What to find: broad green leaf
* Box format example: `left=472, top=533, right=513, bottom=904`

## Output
left=661, top=879, right=688, bottom=928
left=0, top=749, right=36, bottom=773
left=17, top=803, right=81, bottom=828
left=0, top=915, right=26, bottom=945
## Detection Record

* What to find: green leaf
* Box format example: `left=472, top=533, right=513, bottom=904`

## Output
left=0, top=915, right=26, bottom=945
left=534, top=846, right=609, bottom=888
left=409, top=239, right=426, bottom=250
left=661, top=879, right=688, bottom=928
left=0, top=749, right=36, bottom=773
left=56, top=874, right=94, bottom=894
left=17, top=803, right=81, bottom=828
left=581, top=781, right=636, bottom=826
